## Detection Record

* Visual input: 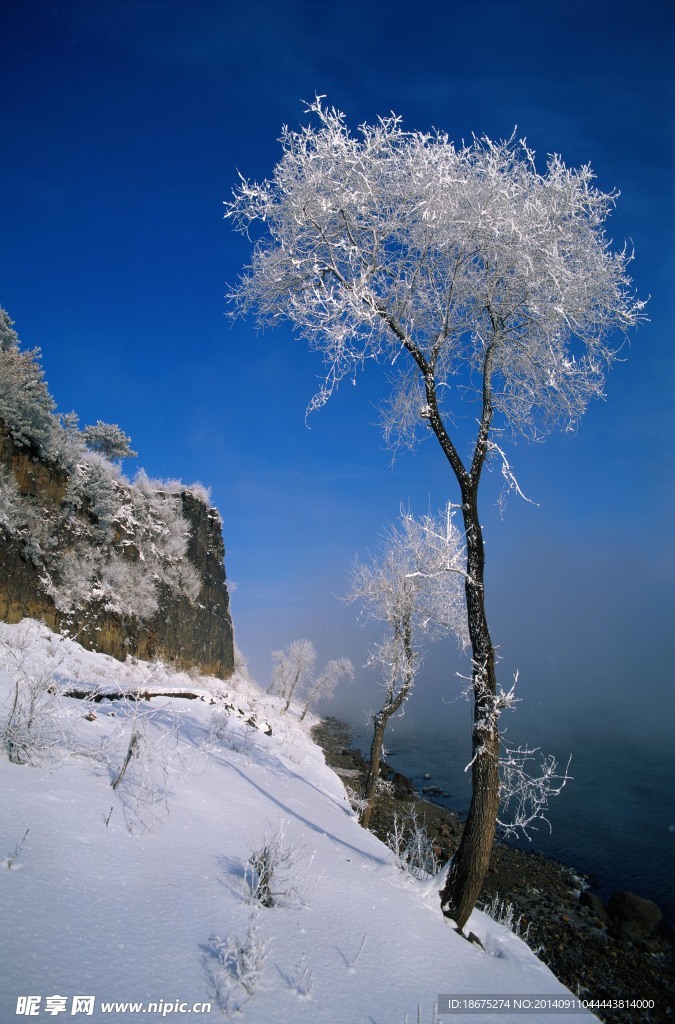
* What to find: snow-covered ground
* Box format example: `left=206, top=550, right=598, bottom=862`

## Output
left=1, top=619, right=595, bottom=1023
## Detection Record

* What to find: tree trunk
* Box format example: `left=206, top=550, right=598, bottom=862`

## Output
left=359, top=711, right=388, bottom=830
left=360, top=613, right=415, bottom=831
left=439, top=486, right=500, bottom=932
left=396, top=335, right=501, bottom=930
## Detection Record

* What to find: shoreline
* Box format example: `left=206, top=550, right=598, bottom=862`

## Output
left=312, top=717, right=674, bottom=1024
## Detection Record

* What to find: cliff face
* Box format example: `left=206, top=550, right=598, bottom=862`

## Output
left=0, top=422, right=235, bottom=679
left=145, top=491, right=235, bottom=678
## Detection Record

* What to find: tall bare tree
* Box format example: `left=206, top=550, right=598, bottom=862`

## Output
left=225, top=99, right=644, bottom=929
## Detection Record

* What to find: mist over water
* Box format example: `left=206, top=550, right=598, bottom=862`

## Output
left=317, top=524, right=674, bottom=926
left=347, top=721, right=675, bottom=926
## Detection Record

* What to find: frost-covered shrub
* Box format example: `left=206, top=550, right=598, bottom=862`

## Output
left=481, top=893, right=533, bottom=944
left=244, top=820, right=305, bottom=908
left=375, top=776, right=395, bottom=798
left=0, top=466, right=24, bottom=535
left=101, top=696, right=208, bottom=834
left=51, top=550, right=160, bottom=620
left=134, top=470, right=182, bottom=496
left=185, top=480, right=213, bottom=506
left=45, top=470, right=201, bottom=619
left=344, top=784, right=368, bottom=816
left=131, top=486, right=201, bottom=604
left=0, top=635, right=85, bottom=766
left=0, top=467, right=53, bottom=563
left=206, top=914, right=269, bottom=1015
left=386, top=807, right=439, bottom=880
left=134, top=469, right=213, bottom=508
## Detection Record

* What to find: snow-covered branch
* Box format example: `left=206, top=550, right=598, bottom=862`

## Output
left=498, top=746, right=572, bottom=839
left=348, top=506, right=468, bottom=650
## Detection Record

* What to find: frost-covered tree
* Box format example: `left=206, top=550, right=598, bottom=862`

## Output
left=0, top=311, right=57, bottom=456
left=347, top=508, right=467, bottom=829
left=0, top=307, right=20, bottom=352
left=270, top=639, right=352, bottom=719
left=225, top=99, right=645, bottom=929
left=269, top=639, right=317, bottom=712
left=82, top=421, right=138, bottom=462
left=298, top=657, right=353, bottom=722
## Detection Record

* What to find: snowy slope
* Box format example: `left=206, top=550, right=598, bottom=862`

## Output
left=0, top=620, right=595, bottom=1023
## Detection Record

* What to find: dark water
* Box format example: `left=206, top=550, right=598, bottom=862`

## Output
left=350, top=724, right=675, bottom=925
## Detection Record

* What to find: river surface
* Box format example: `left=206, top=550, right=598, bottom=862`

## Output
left=348, top=723, right=675, bottom=925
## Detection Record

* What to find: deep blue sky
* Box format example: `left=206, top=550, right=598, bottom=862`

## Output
left=2, top=0, right=673, bottom=743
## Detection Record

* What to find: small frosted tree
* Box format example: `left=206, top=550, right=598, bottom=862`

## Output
left=347, top=507, right=467, bottom=829
left=0, top=311, right=57, bottom=456
left=269, top=640, right=352, bottom=719
left=225, top=99, right=644, bottom=929
left=298, top=657, right=353, bottom=722
left=82, top=420, right=138, bottom=462
left=0, top=307, right=20, bottom=352
left=269, top=639, right=316, bottom=712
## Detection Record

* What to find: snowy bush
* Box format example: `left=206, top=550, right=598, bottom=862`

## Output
left=0, top=667, right=83, bottom=765
left=280, top=952, right=313, bottom=998
left=47, top=543, right=157, bottom=621
left=184, top=480, right=213, bottom=506
left=346, top=782, right=366, bottom=815
left=0, top=636, right=85, bottom=766
left=0, top=465, right=26, bottom=535
left=386, top=807, right=439, bottom=880
left=205, top=913, right=269, bottom=1015
left=30, top=453, right=202, bottom=621
left=244, top=819, right=305, bottom=908
left=481, top=893, right=533, bottom=945
left=134, top=469, right=213, bottom=508
left=96, top=688, right=209, bottom=834
left=376, top=776, right=395, bottom=798
left=211, top=713, right=259, bottom=761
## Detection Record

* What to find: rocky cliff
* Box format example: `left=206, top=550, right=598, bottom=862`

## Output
left=0, top=420, right=235, bottom=679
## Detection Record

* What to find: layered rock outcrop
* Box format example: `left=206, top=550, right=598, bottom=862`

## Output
left=0, top=420, right=234, bottom=679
